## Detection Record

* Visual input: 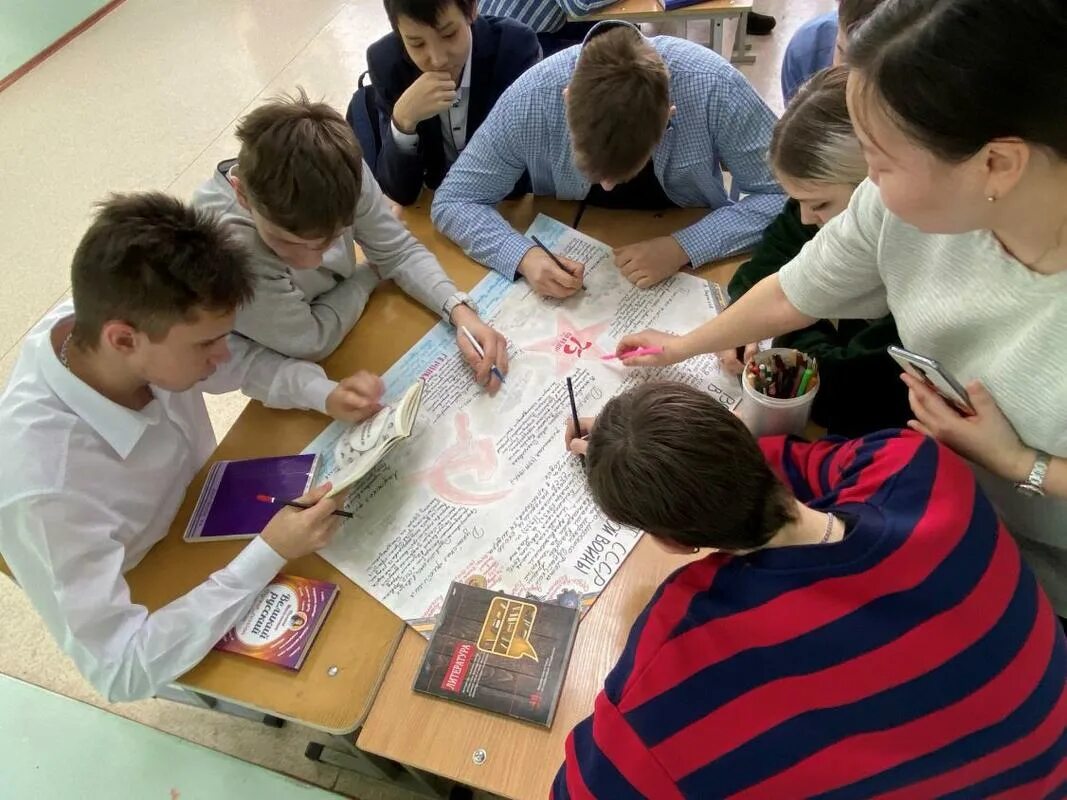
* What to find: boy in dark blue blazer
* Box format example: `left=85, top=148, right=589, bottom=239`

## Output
left=363, top=0, right=540, bottom=205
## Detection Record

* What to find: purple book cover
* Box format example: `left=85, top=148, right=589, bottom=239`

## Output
left=183, top=453, right=319, bottom=542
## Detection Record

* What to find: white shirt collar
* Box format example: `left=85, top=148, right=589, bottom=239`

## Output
left=36, top=304, right=160, bottom=460
left=458, top=37, right=473, bottom=94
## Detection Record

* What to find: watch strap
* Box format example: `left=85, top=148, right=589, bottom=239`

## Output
left=1017, top=450, right=1051, bottom=496
left=1029, top=450, right=1051, bottom=487
left=443, top=291, right=476, bottom=323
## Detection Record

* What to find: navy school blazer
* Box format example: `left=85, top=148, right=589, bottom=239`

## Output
left=366, top=15, right=540, bottom=205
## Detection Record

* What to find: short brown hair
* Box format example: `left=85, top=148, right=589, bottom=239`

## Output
left=235, top=89, right=363, bottom=238
left=839, top=0, right=887, bottom=31
left=585, top=382, right=796, bottom=551
left=70, top=193, right=253, bottom=348
left=771, top=66, right=867, bottom=186
left=566, top=27, right=670, bottom=182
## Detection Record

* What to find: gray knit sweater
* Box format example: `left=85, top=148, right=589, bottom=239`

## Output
left=193, top=162, right=457, bottom=361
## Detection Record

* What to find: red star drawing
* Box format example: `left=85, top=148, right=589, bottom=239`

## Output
left=522, top=314, right=611, bottom=376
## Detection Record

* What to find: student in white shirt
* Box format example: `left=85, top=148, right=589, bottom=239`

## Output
left=617, top=0, right=1067, bottom=617
left=0, top=193, right=385, bottom=702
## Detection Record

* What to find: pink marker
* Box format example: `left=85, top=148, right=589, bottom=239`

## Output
left=601, top=346, right=664, bottom=361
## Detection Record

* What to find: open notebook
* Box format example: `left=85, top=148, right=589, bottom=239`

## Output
left=312, top=379, right=425, bottom=497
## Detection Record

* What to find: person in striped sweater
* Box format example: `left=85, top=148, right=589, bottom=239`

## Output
left=556, top=382, right=1066, bottom=798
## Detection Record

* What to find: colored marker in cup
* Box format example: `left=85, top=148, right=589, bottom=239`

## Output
left=601, top=346, right=664, bottom=361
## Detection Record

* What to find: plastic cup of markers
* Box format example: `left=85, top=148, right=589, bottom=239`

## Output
left=740, top=348, right=819, bottom=438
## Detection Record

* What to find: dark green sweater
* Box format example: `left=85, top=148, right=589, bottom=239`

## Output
left=728, top=200, right=911, bottom=437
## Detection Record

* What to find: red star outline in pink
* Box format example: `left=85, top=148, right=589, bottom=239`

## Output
left=522, top=314, right=611, bottom=376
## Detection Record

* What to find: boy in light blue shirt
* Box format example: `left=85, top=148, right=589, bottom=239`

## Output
left=432, top=22, right=784, bottom=299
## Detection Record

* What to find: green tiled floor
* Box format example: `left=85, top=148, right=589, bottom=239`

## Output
left=0, top=674, right=343, bottom=799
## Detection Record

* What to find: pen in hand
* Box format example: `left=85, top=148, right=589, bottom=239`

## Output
left=531, top=235, right=587, bottom=291
left=459, top=325, right=506, bottom=385
left=565, top=376, right=585, bottom=466
left=255, top=494, right=354, bottom=519
left=601, top=346, right=664, bottom=361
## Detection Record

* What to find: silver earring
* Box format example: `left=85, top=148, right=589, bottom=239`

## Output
left=987, top=195, right=997, bottom=203
left=692, top=547, right=700, bottom=554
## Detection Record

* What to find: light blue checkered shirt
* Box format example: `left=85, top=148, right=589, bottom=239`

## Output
left=480, top=0, right=618, bottom=33
left=431, top=36, right=786, bottom=279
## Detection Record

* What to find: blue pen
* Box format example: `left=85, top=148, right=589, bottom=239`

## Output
left=460, top=326, right=506, bottom=385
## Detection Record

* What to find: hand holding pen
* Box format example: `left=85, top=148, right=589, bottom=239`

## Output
left=518, top=238, right=586, bottom=299
left=459, top=325, right=507, bottom=387
left=565, top=377, right=588, bottom=465
left=564, top=414, right=595, bottom=458
left=256, top=484, right=346, bottom=560
left=531, top=236, right=587, bottom=291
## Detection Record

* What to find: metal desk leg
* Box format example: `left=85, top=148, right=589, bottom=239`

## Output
left=305, top=734, right=450, bottom=797
left=712, top=17, right=725, bottom=55
left=156, top=684, right=285, bottom=726
left=731, top=11, right=757, bottom=65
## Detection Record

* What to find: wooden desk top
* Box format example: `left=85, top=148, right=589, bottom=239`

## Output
left=123, top=194, right=577, bottom=734
left=582, top=0, right=752, bottom=22
left=357, top=205, right=748, bottom=797
left=359, top=539, right=701, bottom=797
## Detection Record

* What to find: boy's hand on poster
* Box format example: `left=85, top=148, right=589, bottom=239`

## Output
left=453, top=306, right=509, bottom=395
left=614, top=236, right=688, bottom=289
left=518, top=249, right=585, bottom=298
left=564, top=416, right=596, bottom=456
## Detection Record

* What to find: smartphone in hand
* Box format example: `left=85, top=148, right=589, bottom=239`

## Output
left=888, top=346, right=976, bottom=416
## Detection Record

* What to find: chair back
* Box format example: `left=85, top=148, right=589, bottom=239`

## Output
left=345, top=71, right=383, bottom=171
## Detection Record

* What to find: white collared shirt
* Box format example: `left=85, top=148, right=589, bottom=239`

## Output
left=391, top=40, right=474, bottom=163
left=0, top=301, right=338, bottom=702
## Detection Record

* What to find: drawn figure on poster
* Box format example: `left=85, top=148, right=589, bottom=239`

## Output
left=411, top=412, right=511, bottom=506
left=525, top=314, right=611, bottom=375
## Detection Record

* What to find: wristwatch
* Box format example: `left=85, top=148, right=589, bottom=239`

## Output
left=1015, top=450, right=1051, bottom=498
left=443, top=291, right=478, bottom=323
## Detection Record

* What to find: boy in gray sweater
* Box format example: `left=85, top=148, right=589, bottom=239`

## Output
left=193, top=90, right=508, bottom=391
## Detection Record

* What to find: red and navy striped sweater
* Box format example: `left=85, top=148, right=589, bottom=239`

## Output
left=552, top=430, right=1067, bottom=799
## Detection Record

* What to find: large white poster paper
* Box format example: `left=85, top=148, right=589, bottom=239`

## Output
left=306, top=216, right=740, bottom=633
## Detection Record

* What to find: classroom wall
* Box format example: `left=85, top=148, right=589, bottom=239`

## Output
left=0, top=0, right=113, bottom=79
